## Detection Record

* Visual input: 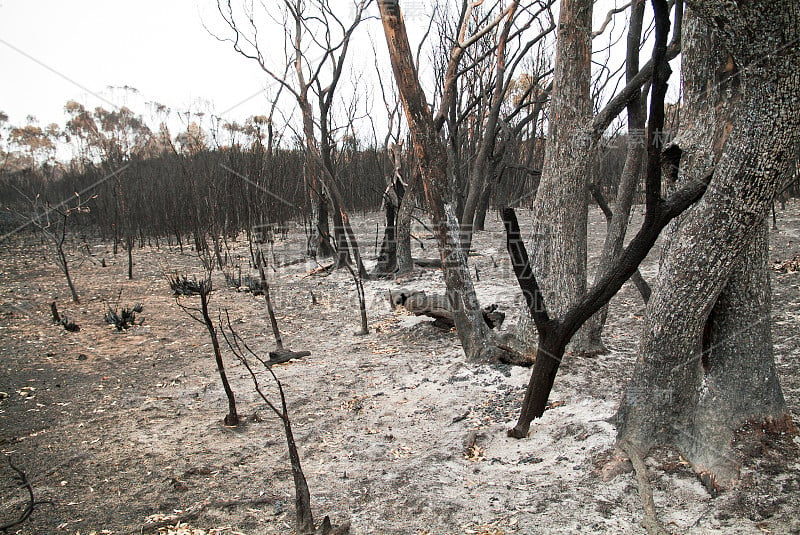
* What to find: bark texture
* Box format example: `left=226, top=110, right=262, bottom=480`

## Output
left=526, top=0, right=593, bottom=352
left=585, top=0, right=647, bottom=351
left=616, top=0, right=799, bottom=487
left=378, top=1, right=491, bottom=360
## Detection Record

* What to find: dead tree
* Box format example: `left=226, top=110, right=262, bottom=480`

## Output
left=379, top=0, right=530, bottom=362
left=584, top=0, right=650, bottom=351
left=256, top=252, right=312, bottom=364
left=389, top=289, right=506, bottom=331
left=215, top=0, right=371, bottom=274
left=171, top=275, right=239, bottom=427
left=220, top=315, right=349, bottom=535
left=373, top=142, right=405, bottom=276
left=5, top=188, right=99, bottom=303
left=503, top=0, right=710, bottom=438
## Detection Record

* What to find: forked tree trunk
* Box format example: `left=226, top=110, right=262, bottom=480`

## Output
left=53, top=219, right=80, bottom=303
left=525, top=0, right=594, bottom=352
left=616, top=0, right=798, bottom=490
left=57, top=245, right=80, bottom=303
left=585, top=0, right=647, bottom=352
left=378, top=1, right=492, bottom=360
left=506, top=0, right=711, bottom=439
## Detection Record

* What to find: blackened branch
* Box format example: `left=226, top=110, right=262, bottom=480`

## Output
left=1, top=456, right=36, bottom=532
left=502, top=207, right=551, bottom=331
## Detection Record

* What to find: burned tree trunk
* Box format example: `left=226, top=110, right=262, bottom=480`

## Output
left=616, top=1, right=797, bottom=490
left=688, top=223, right=786, bottom=487
left=506, top=0, right=711, bottom=438
left=374, top=143, right=406, bottom=275
left=198, top=283, right=239, bottom=427
left=378, top=1, right=493, bottom=360
left=302, top=107, right=335, bottom=260
left=524, top=0, right=594, bottom=353
left=389, top=289, right=506, bottom=331
left=395, top=166, right=419, bottom=276
left=585, top=0, right=648, bottom=352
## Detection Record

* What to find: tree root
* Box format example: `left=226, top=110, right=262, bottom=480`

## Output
left=617, top=442, right=669, bottom=535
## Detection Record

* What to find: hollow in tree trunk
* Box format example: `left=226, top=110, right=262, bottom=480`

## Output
left=616, top=0, right=798, bottom=490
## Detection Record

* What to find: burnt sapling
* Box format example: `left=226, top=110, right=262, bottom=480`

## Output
left=170, top=273, right=239, bottom=427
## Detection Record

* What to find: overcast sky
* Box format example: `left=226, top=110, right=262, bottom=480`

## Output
left=0, top=0, right=279, bottom=129
left=1, top=1, right=658, bottom=145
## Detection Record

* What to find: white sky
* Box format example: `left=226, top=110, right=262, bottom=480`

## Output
left=1, top=1, right=668, bottom=147
left=0, top=1, right=276, bottom=129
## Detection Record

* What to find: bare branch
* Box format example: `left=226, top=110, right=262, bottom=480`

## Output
left=1, top=456, right=36, bottom=531
left=592, top=1, right=633, bottom=39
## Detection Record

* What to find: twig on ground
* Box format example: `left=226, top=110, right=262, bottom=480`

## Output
left=1, top=455, right=36, bottom=532
left=618, top=442, right=669, bottom=535
left=133, top=497, right=274, bottom=534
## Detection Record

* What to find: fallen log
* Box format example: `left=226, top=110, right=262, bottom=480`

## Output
left=388, top=289, right=505, bottom=330
left=268, top=349, right=312, bottom=365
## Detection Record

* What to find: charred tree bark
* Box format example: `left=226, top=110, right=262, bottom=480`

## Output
left=198, top=284, right=239, bottom=427
left=506, top=0, right=711, bottom=438
left=302, top=108, right=335, bottom=260
left=379, top=1, right=492, bottom=360
left=257, top=254, right=284, bottom=350
left=688, top=223, right=786, bottom=487
left=525, top=0, right=594, bottom=352
left=395, top=166, right=419, bottom=276
left=616, top=1, right=797, bottom=490
left=374, top=179, right=402, bottom=275
left=585, top=0, right=648, bottom=352
left=374, top=143, right=406, bottom=275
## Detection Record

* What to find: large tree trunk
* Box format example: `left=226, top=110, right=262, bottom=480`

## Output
left=524, top=0, right=593, bottom=352
left=616, top=0, right=798, bottom=489
left=688, top=223, right=786, bottom=487
left=585, top=0, right=647, bottom=352
left=379, top=2, right=492, bottom=360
